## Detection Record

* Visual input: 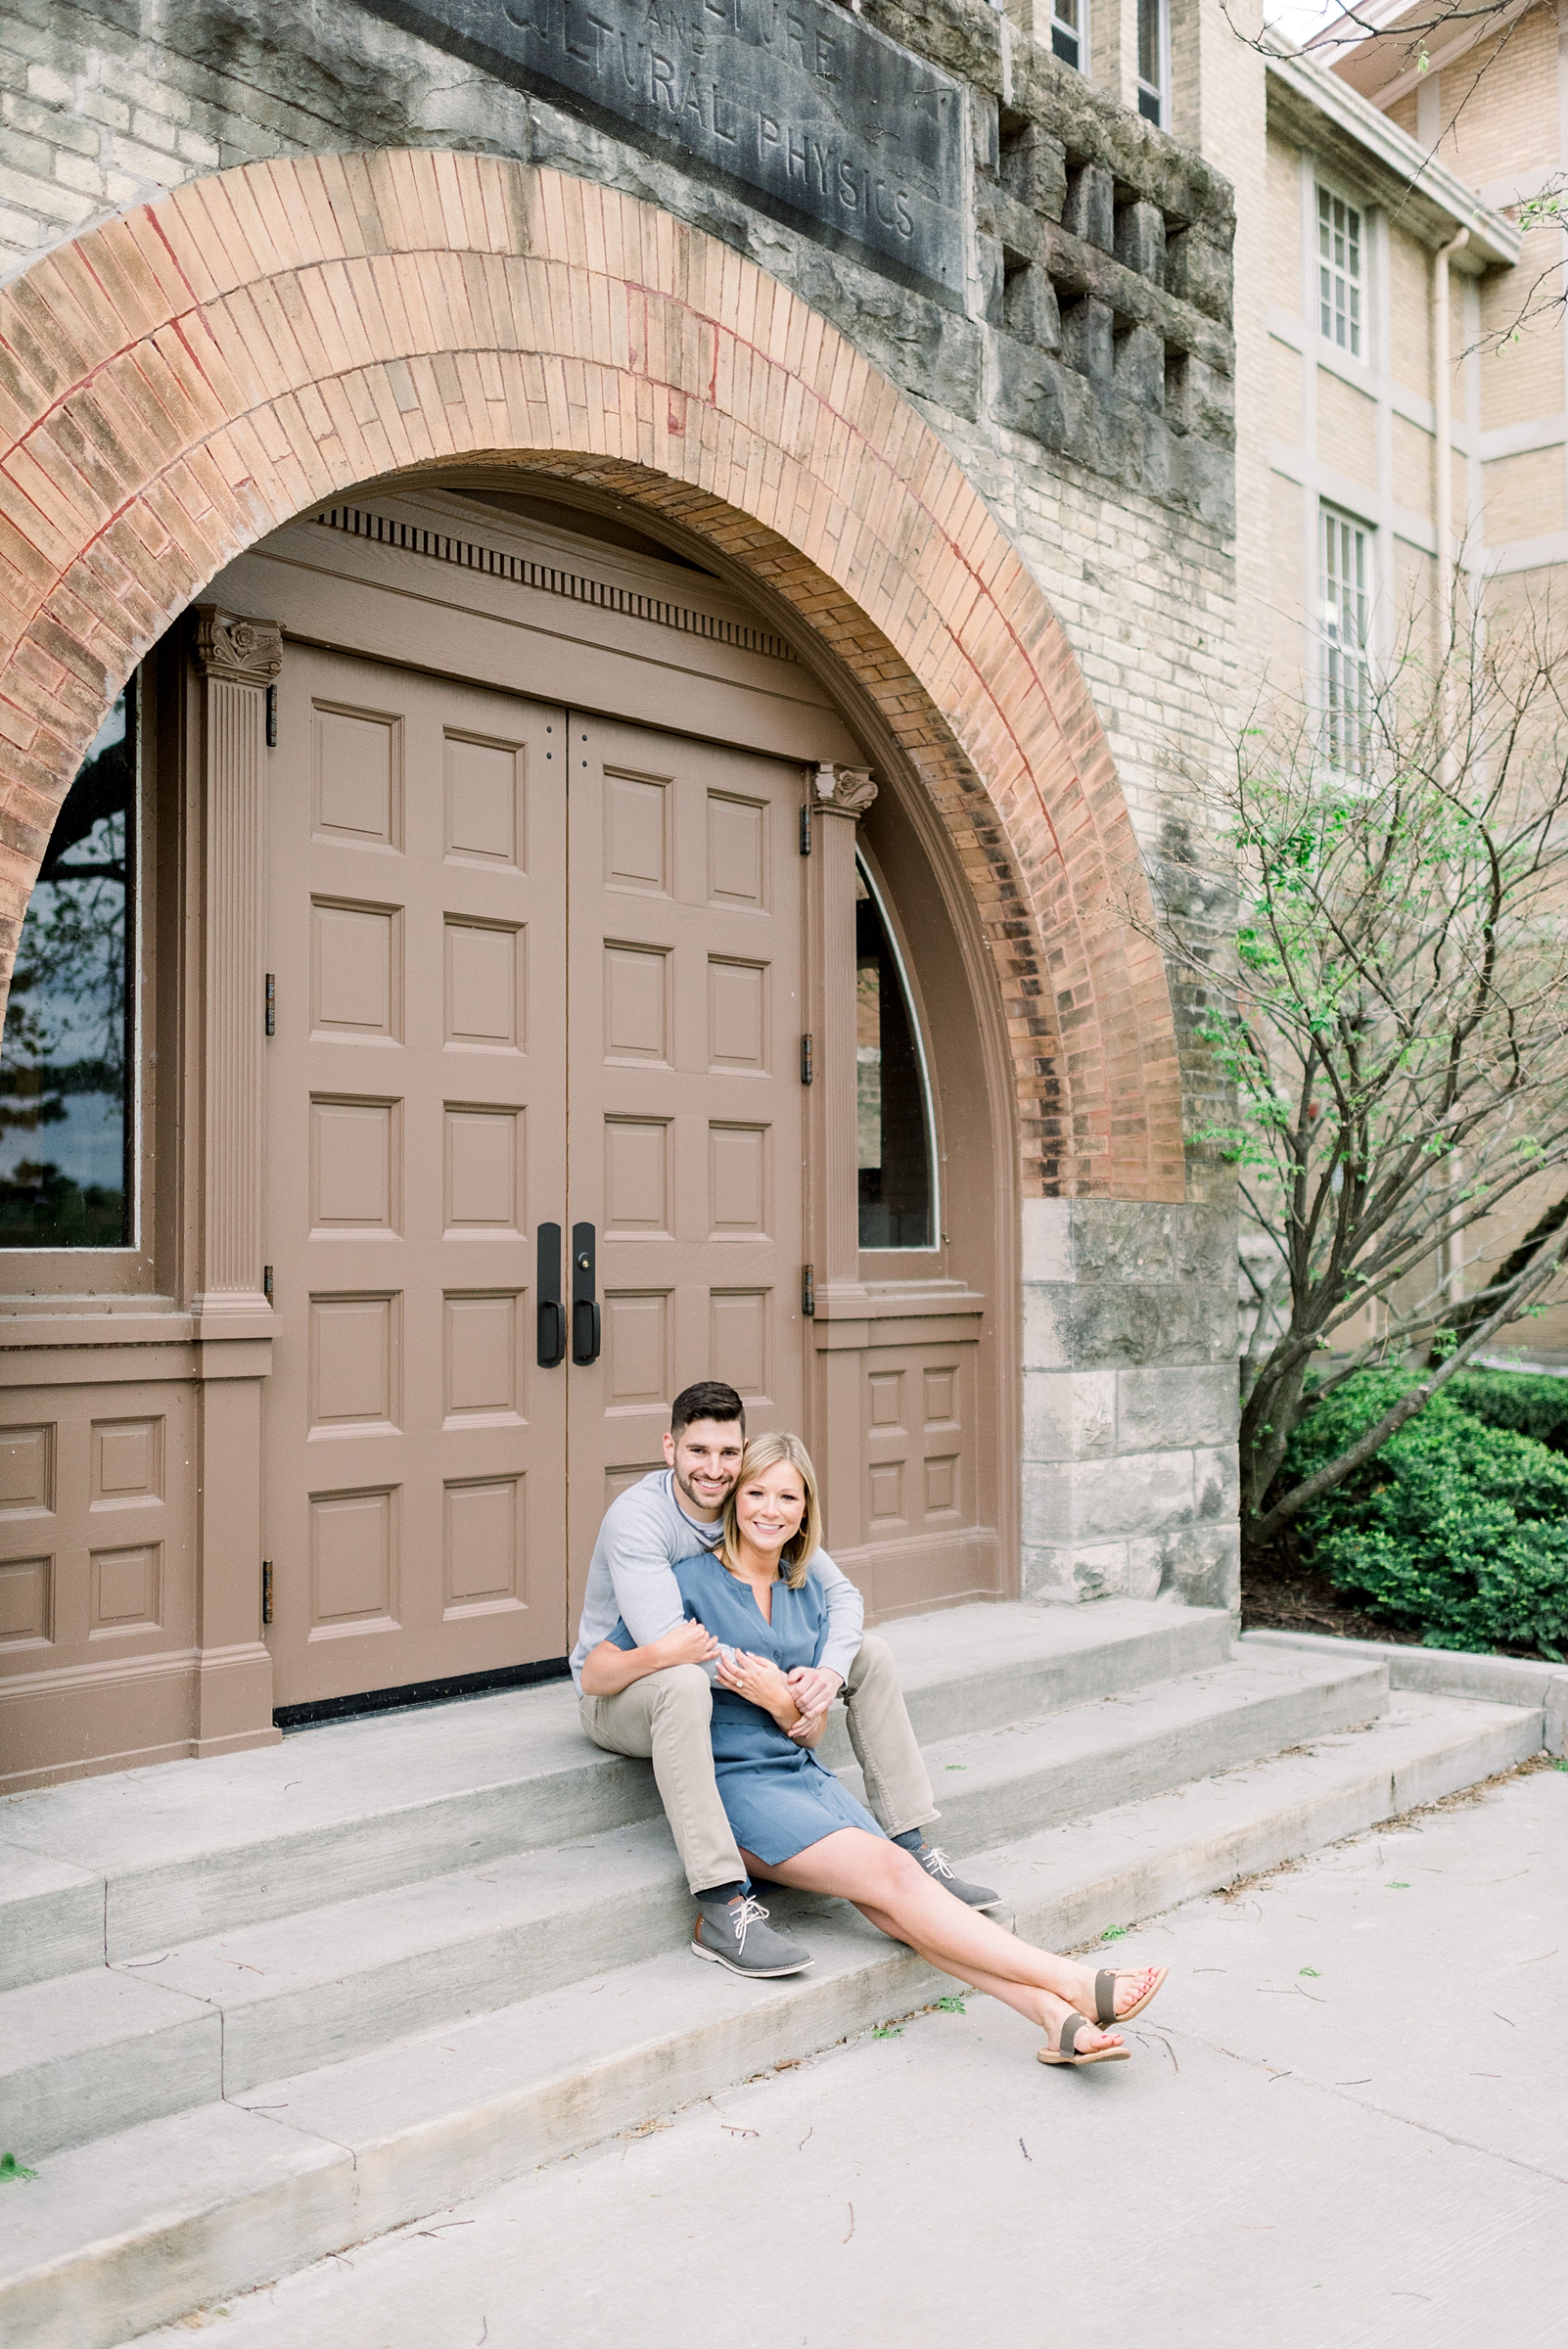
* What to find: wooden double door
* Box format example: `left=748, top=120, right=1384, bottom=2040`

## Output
left=262, top=644, right=806, bottom=1705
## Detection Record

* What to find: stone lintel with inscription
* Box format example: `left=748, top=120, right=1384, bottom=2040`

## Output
left=358, top=0, right=968, bottom=300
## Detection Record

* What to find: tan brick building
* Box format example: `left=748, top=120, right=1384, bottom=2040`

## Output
left=1250, top=3, right=1566, bottom=1357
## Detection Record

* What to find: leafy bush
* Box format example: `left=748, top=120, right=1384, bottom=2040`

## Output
left=1445, top=1369, right=1568, bottom=1456
left=1286, top=1369, right=1568, bottom=1657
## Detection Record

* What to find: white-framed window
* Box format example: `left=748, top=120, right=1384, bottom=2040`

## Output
left=1050, top=0, right=1085, bottom=72
left=1320, top=504, right=1373, bottom=771
left=1317, top=184, right=1363, bottom=358
left=1136, top=0, right=1169, bottom=126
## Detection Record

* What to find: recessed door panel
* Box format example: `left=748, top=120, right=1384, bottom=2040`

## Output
left=443, top=1475, right=523, bottom=1615
left=710, top=1287, right=771, bottom=1400
left=710, top=1123, right=768, bottom=1237
left=444, top=918, right=522, bottom=1050
left=708, top=957, right=769, bottom=1073
left=0, top=1425, right=54, bottom=1515
left=308, top=1294, right=399, bottom=1435
left=444, top=1105, right=525, bottom=1234
left=707, top=792, right=767, bottom=909
left=444, top=733, right=524, bottom=868
left=309, top=1487, right=395, bottom=1631
left=604, top=1118, right=671, bottom=1237
left=443, top=1291, right=524, bottom=1425
left=309, top=1097, right=400, bottom=1234
left=265, top=646, right=568, bottom=1706
left=605, top=771, right=669, bottom=896
left=314, top=706, right=400, bottom=848
left=311, top=900, right=400, bottom=1040
left=604, top=944, right=670, bottom=1064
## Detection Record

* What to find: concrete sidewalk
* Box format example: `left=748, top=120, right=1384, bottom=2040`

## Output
left=123, top=1763, right=1568, bottom=2349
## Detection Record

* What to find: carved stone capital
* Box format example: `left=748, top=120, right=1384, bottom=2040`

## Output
left=194, top=606, right=284, bottom=689
left=811, top=761, right=878, bottom=819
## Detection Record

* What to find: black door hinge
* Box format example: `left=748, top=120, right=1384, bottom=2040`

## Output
left=262, top=1265, right=274, bottom=1305
left=800, top=803, right=811, bottom=855
left=261, top=1560, right=273, bottom=1627
left=265, top=683, right=278, bottom=748
left=264, top=973, right=275, bottom=1036
left=802, top=1264, right=815, bottom=1317
left=801, top=1034, right=813, bottom=1085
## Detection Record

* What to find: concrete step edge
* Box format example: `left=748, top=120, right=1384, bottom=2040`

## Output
left=2, top=1692, right=1543, bottom=2349
left=2, top=1649, right=1396, bottom=2159
left=1241, top=1630, right=1568, bottom=1753
left=0, top=1600, right=1235, bottom=1988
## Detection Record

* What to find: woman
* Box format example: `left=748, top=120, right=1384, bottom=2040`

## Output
left=580, top=1431, right=1167, bottom=2067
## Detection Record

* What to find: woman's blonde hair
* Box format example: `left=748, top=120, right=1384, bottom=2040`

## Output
left=721, top=1431, right=821, bottom=1589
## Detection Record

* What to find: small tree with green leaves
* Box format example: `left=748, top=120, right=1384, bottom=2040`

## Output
left=1155, top=596, right=1568, bottom=1562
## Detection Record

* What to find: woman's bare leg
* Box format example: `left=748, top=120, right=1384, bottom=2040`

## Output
left=746, top=1831, right=1155, bottom=2048
left=854, top=1903, right=1087, bottom=2037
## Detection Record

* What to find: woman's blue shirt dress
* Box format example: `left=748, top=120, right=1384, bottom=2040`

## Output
left=607, top=1550, right=886, bottom=1865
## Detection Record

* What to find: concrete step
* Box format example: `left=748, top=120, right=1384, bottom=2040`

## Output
left=0, top=1639, right=1375, bottom=2163
left=2, top=1687, right=1543, bottom=2349
left=0, top=1599, right=1230, bottom=1987
left=872, top=1645, right=1390, bottom=1853
left=0, top=1820, right=686, bottom=2163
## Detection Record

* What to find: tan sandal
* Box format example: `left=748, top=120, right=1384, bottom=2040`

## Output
left=1038, top=2011, right=1130, bottom=2068
left=1091, top=1966, right=1168, bottom=2027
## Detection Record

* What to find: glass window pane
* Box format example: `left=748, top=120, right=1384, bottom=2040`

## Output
left=1315, top=184, right=1362, bottom=360
left=1050, top=0, right=1081, bottom=69
left=1320, top=505, right=1372, bottom=773
left=0, top=684, right=135, bottom=1248
left=1137, top=0, right=1162, bottom=94
left=855, top=862, right=934, bottom=1251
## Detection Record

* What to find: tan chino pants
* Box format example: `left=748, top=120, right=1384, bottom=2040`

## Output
left=578, top=1632, right=938, bottom=1894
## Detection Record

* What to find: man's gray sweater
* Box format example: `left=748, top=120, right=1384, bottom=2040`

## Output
left=569, top=1469, right=864, bottom=1689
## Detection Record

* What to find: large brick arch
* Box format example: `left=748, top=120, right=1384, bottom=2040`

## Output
left=0, top=152, right=1182, bottom=1199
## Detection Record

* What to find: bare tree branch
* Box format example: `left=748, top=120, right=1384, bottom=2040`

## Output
left=1138, top=586, right=1568, bottom=1555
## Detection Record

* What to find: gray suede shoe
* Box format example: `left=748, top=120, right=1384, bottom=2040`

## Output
left=911, top=1843, right=1004, bottom=1911
left=691, top=1892, right=814, bottom=1978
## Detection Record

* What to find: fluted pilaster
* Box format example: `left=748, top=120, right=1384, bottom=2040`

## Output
left=193, top=608, right=282, bottom=1318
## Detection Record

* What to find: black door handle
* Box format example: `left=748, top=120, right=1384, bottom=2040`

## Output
left=572, top=1221, right=601, bottom=1365
left=536, top=1222, right=566, bottom=1367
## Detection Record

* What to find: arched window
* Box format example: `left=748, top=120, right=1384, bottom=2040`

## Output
left=854, top=855, right=937, bottom=1251
left=0, top=684, right=136, bottom=1249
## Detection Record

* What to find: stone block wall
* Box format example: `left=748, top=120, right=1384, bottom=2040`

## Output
left=1021, top=1198, right=1240, bottom=1610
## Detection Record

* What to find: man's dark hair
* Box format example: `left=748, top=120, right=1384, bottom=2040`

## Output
left=670, top=1380, right=746, bottom=1437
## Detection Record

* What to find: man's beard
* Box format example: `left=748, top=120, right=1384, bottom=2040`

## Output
left=672, top=1460, right=734, bottom=1517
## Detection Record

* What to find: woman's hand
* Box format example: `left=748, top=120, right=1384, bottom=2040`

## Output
left=715, top=1646, right=801, bottom=1729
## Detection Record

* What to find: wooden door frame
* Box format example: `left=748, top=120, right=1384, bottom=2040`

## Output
left=800, top=750, right=1021, bottom=1619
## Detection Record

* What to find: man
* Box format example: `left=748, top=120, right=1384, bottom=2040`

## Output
left=572, top=1379, right=1000, bottom=1977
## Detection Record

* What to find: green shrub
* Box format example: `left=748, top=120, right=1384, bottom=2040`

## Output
left=1285, top=1369, right=1568, bottom=1657
left=1445, top=1369, right=1568, bottom=1455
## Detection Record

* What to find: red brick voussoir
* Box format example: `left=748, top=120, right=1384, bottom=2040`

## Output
left=0, top=152, right=1182, bottom=1202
